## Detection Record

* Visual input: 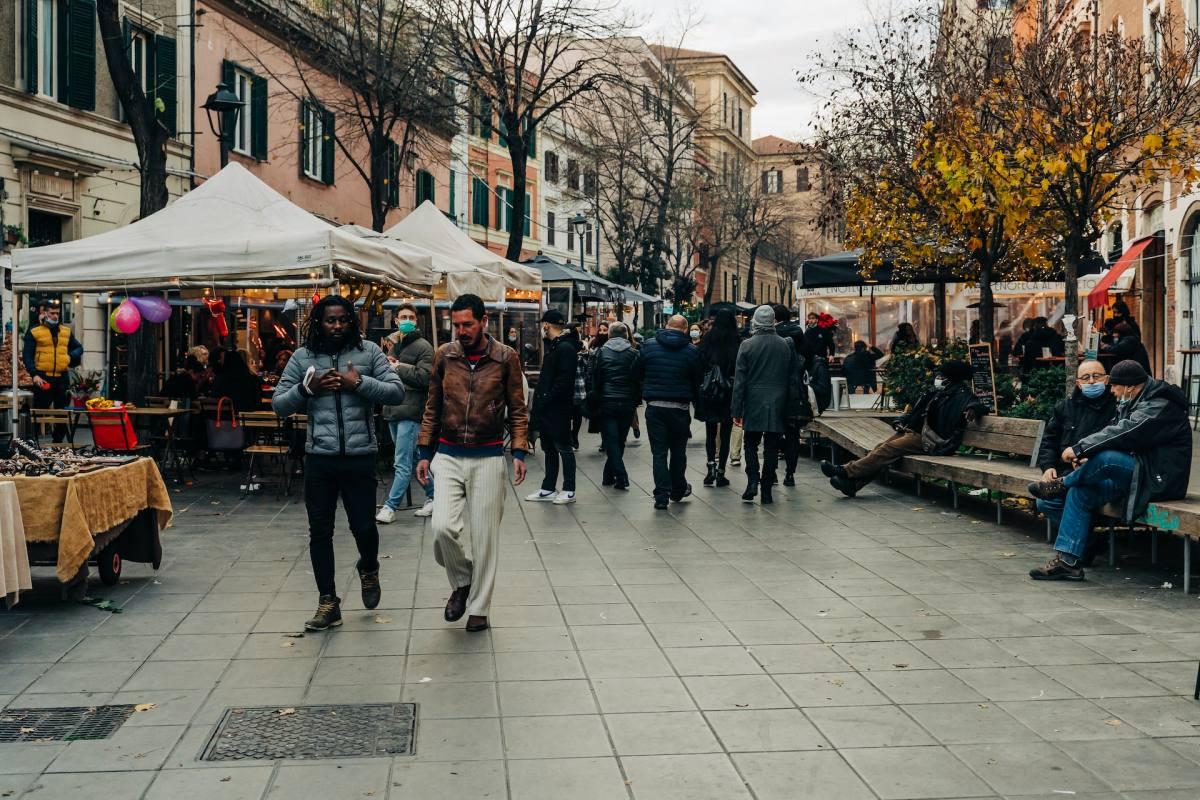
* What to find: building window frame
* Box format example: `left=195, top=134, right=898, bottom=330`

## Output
left=547, top=210, right=556, bottom=246
left=301, top=100, right=325, bottom=182
left=231, top=67, right=256, bottom=156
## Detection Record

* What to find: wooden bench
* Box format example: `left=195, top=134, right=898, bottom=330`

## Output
left=810, top=413, right=1200, bottom=593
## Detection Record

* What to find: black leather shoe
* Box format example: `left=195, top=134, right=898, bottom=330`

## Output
left=614, top=480, right=629, bottom=491
left=654, top=497, right=669, bottom=510
left=742, top=480, right=759, bottom=502
left=703, top=462, right=717, bottom=487
left=820, top=461, right=847, bottom=479
left=715, top=470, right=730, bottom=487
left=465, top=615, right=489, bottom=632
left=357, top=559, right=381, bottom=610
left=444, top=585, right=470, bottom=622
left=761, top=484, right=774, bottom=504
left=830, top=476, right=859, bottom=497
left=783, top=474, right=796, bottom=487
left=672, top=484, right=692, bottom=502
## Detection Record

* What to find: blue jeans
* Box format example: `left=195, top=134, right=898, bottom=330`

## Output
left=385, top=419, right=433, bottom=510
left=1054, top=450, right=1136, bottom=559
left=1036, top=497, right=1065, bottom=527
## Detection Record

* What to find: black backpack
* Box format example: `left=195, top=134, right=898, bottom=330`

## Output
left=700, top=363, right=733, bottom=401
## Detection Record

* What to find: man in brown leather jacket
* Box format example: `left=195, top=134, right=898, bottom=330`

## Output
left=416, top=294, right=529, bottom=632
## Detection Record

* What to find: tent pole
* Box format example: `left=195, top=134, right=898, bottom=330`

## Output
left=10, top=287, right=18, bottom=437
left=568, top=283, right=574, bottom=324
left=428, top=296, right=438, bottom=347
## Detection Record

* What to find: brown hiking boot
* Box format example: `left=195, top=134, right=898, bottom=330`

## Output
left=1029, top=554, right=1085, bottom=581
left=1027, top=478, right=1068, bottom=500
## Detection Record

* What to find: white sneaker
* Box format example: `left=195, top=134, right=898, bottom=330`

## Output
left=552, top=491, right=576, bottom=505
left=414, top=499, right=434, bottom=517
left=525, top=490, right=557, bottom=502
left=375, top=506, right=397, bottom=524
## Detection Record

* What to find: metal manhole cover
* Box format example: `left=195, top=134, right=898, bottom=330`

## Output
left=0, top=705, right=135, bottom=743
left=201, top=704, right=417, bottom=761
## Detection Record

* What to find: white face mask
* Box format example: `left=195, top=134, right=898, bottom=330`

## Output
left=933, top=377, right=946, bottom=389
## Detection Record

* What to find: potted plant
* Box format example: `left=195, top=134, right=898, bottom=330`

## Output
left=68, top=368, right=103, bottom=407
left=3, top=225, right=27, bottom=247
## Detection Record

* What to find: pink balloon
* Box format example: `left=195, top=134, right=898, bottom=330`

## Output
left=114, top=299, right=142, bottom=334
left=131, top=295, right=171, bottom=323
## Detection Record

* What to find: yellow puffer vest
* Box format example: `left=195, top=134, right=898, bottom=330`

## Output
left=31, top=324, right=72, bottom=377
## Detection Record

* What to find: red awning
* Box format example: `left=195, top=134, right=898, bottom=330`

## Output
left=1087, top=236, right=1154, bottom=311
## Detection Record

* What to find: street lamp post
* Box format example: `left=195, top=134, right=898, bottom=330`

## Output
left=732, top=272, right=740, bottom=305
left=201, top=83, right=245, bottom=168
left=570, top=213, right=588, bottom=271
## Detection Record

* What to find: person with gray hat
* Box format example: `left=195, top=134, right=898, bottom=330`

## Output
left=731, top=305, right=802, bottom=504
left=1028, top=359, right=1191, bottom=581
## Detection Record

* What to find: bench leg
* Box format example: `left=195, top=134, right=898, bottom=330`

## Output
left=1108, top=524, right=1116, bottom=568
left=1152, top=530, right=1159, bottom=564
left=1194, top=661, right=1200, bottom=700
left=1186, top=538, right=1192, bottom=595
left=915, top=476, right=921, bottom=497
left=996, top=496, right=1002, bottom=525
left=1046, top=517, right=1052, bottom=544
left=951, top=482, right=958, bottom=509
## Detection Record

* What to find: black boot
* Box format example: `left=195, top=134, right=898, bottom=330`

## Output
left=783, top=473, right=795, bottom=487
left=741, top=480, right=759, bottom=502
left=760, top=483, right=774, bottom=504
left=703, top=461, right=717, bottom=487
left=715, top=468, right=730, bottom=487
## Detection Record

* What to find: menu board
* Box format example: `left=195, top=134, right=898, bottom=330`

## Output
left=968, top=343, right=997, bottom=411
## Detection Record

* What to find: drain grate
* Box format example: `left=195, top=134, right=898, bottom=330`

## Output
left=0, top=705, right=136, bottom=743
left=201, top=703, right=417, bottom=761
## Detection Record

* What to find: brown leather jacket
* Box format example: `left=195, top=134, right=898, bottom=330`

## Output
left=419, top=336, right=530, bottom=453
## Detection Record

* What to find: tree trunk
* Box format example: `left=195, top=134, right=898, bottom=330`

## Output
left=1063, top=234, right=1084, bottom=395
left=744, top=243, right=759, bottom=305
left=505, top=129, right=529, bottom=263
left=933, top=282, right=947, bottom=345
left=700, top=246, right=716, bottom=309
left=978, top=260, right=996, bottom=348
left=370, top=136, right=388, bottom=233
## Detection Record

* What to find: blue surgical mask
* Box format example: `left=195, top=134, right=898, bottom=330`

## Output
left=1081, top=382, right=1106, bottom=399
left=398, top=320, right=417, bottom=335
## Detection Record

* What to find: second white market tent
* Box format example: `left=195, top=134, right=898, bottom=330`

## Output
left=7, top=163, right=444, bottom=425
left=339, top=223, right=505, bottom=302
left=385, top=200, right=543, bottom=294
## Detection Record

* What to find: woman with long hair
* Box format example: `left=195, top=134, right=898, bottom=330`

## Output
left=696, top=309, right=740, bottom=487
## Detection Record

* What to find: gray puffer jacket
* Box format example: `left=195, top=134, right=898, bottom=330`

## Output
left=272, top=340, right=403, bottom=456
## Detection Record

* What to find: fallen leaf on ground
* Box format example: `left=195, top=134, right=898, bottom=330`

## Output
left=734, top=703, right=749, bottom=708
left=1104, top=719, right=1121, bottom=727
left=374, top=616, right=392, bottom=624
left=133, top=703, right=157, bottom=713
left=18, top=728, right=34, bottom=734
left=892, top=663, right=909, bottom=669
left=419, top=677, right=432, bottom=683
left=220, top=777, right=231, bottom=783
left=276, top=708, right=296, bottom=716
left=280, top=641, right=295, bottom=648
left=998, top=552, right=1017, bottom=558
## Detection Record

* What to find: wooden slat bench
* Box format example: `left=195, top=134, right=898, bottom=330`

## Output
left=810, top=412, right=1200, bottom=593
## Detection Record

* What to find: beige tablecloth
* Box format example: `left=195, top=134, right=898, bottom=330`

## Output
left=3, top=458, right=173, bottom=582
left=0, top=482, right=32, bottom=606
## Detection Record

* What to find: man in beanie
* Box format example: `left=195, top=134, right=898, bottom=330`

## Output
left=732, top=305, right=802, bottom=504
left=633, top=314, right=703, bottom=509
left=821, top=359, right=986, bottom=497
left=1028, top=359, right=1191, bottom=580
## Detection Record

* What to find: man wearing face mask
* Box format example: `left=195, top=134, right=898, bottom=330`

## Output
left=377, top=303, right=435, bottom=523
left=821, top=360, right=986, bottom=497
left=24, top=301, right=83, bottom=443
left=1033, top=361, right=1117, bottom=551
left=1029, top=360, right=1191, bottom=580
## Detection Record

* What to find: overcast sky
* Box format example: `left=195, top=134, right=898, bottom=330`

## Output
left=621, top=0, right=875, bottom=142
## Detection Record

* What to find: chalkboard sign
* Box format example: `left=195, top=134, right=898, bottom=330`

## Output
left=968, top=343, right=997, bottom=411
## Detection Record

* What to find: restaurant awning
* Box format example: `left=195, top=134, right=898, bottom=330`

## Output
left=524, top=255, right=621, bottom=303
left=1087, top=236, right=1155, bottom=311
left=801, top=249, right=1105, bottom=291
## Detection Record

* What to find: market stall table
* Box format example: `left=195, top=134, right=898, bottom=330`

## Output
left=3, top=457, right=172, bottom=595
left=0, top=482, right=32, bottom=607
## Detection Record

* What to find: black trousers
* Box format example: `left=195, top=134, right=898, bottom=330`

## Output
left=32, top=375, right=70, bottom=443
left=304, top=453, right=380, bottom=598
left=645, top=405, right=690, bottom=501
left=782, top=422, right=802, bottom=476
left=600, top=408, right=634, bottom=484
left=540, top=415, right=577, bottom=492
left=744, top=431, right=782, bottom=485
left=705, top=418, right=733, bottom=470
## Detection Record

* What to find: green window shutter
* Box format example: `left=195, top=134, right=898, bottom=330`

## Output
left=298, top=100, right=309, bottom=178
left=154, top=35, right=176, bottom=135
left=320, top=108, right=334, bottom=184
left=65, top=0, right=95, bottom=110
left=523, top=192, right=530, bottom=236
left=448, top=169, right=456, bottom=215
left=479, top=97, right=492, bottom=140
left=471, top=177, right=487, bottom=225
left=497, top=118, right=507, bottom=148
left=387, top=140, right=400, bottom=208
left=221, top=60, right=236, bottom=145
left=495, top=187, right=503, bottom=231
left=23, top=0, right=37, bottom=93
left=250, top=74, right=268, bottom=160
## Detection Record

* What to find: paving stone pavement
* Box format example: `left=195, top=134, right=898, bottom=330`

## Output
left=4, top=422, right=1200, bottom=799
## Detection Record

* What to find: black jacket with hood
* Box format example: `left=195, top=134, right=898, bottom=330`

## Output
left=591, top=337, right=641, bottom=414
left=1074, top=378, right=1191, bottom=521
left=1037, top=387, right=1117, bottom=475
left=895, top=381, right=988, bottom=456
left=533, top=332, right=580, bottom=426
left=633, top=328, right=702, bottom=404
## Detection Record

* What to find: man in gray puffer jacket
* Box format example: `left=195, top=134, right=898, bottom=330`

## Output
left=273, top=295, right=404, bottom=631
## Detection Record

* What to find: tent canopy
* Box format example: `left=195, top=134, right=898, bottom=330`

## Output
left=10, top=163, right=438, bottom=293
left=340, top=224, right=505, bottom=302
left=385, top=201, right=541, bottom=292
left=523, top=255, right=660, bottom=305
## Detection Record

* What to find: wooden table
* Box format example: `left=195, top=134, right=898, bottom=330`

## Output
left=67, top=407, right=192, bottom=481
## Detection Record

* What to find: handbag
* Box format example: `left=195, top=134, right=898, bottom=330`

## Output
left=700, top=364, right=732, bottom=402
left=206, top=397, right=246, bottom=450
left=919, top=422, right=952, bottom=455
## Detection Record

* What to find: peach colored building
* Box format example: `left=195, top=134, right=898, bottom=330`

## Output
left=193, top=0, right=452, bottom=227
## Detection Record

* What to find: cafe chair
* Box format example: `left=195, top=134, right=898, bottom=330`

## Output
left=87, top=409, right=153, bottom=455
left=240, top=412, right=292, bottom=498
left=30, top=407, right=77, bottom=450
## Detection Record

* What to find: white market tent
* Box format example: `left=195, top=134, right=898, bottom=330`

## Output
left=339, top=223, right=505, bottom=302
left=385, top=201, right=542, bottom=294
left=10, top=163, right=439, bottom=293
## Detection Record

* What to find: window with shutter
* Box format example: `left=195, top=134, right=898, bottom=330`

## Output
left=226, top=63, right=252, bottom=156
left=566, top=159, right=579, bottom=190
left=64, top=0, right=94, bottom=109
left=471, top=177, right=488, bottom=225
left=547, top=211, right=556, bottom=246
left=320, top=108, right=334, bottom=184
left=583, top=171, right=596, bottom=196
left=545, top=151, right=558, bottom=184
left=154, top=34, right=177, bottom=136
left=567, top=223, right=574, bottom=251
left=448, top=169, right=456, bottom=215
left=416, top=169, right=435, bottom=205
left=524, top=116, right=536, bottom=157
left=585, top=223, right=593, bottom=256
left=796, top=166, right=810, bottom=191
left=497, top=117, right=507, bottom=148
left=251, top=74, right=268, bottom=160
left=642, top=86, right=651, bottom=111
left=32, top=0, right=57, bottom=99
left=300, top=100, right=321, bottom=180
left=20, top=0, right=39, bottom=94
left=496, top=187, right=505, bottom=231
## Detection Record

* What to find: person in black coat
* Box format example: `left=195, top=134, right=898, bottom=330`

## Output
left=843, top=340, right=884, bottom=393
left=1111, top=300, right=1142, bottom=339
left=1029, top=360, right=1191, bottom=581
left=633, top=315, right=703, bottom=509
left=1014, top=317, right=1064, bottom=374
left=209, top=350, right=264, bottom=412
left=821, top=360, right=986, bottom=496
left=1034, top=360, right=1117, bottom=552
left=696, top=310, right=740, bottom=488
left=527, top=310, right=579, bottom=503
left=1099, top=323, right=1151, bottom=375
left=802, top=311, right=836, bottom=359
left=590, top=322, right=641, bottom=490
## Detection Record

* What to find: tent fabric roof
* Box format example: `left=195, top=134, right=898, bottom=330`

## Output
left=10, top=163, right=439, bottom=293
left=523, top=256, right=660, bottom=304
left=385, top=201, right=542, bottom=292
left=339, top=224, right=505, bottom=302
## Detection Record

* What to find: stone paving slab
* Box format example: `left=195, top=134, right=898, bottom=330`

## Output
left=3, top=420, right=1200, bottom=798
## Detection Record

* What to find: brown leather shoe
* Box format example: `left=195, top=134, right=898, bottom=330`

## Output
left=1027, top=478, right=1067, bottom=500
left=1029, top=554, right=1085, bottom=581
left=444, top=585, right=470, bottom=622
left=465, top=615, right=489, bottom=632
